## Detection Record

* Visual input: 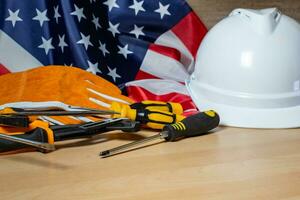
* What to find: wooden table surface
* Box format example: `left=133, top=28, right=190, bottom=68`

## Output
left=1, top=127, right=300, bottom=200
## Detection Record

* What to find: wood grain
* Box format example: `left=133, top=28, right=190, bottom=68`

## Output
left=1, top=127, right=300, bottom=199
left=187, top=0, right=300, bottom=28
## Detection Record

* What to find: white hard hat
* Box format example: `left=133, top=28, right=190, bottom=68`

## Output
left=186, top=8, right=300, bottom=128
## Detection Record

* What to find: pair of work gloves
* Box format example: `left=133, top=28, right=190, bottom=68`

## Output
left=0, top=65, right=133, bottom=126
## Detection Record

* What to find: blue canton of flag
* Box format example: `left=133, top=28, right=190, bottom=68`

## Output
left=0, top=0, right=193, bottom=89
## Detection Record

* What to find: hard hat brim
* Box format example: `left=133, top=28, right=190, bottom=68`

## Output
left=186, top=77, right=300, bottom=129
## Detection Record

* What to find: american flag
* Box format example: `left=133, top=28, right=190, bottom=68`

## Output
left=0, top=0, right=207, bottom=113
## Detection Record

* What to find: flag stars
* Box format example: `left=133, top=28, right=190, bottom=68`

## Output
left=77, top=33, right=93, bottom=50
left=103, top=0, right=120, bottom=12
left=92, top=14, right=101, bottom=30
left=107, top=66, right=121, bottom=82
left=108, top=22, right=120, bottom=37
left=118, top=44, right=133, bottom=59
left=5, top=9, right=23, bottom=27
left=99, top=41, right=110, bottom=56
left=53, top=6, right=61, bottom=24
left=33, top=9, right=50, bottom=26
left=87, top=61, right=101, bottom=74
left=64, top=63, right=73, bottom=67
left=155, top=2, right=171, bottom=19
left=38, top=37, right=54, bottom=55
left=71, top=5, right=86, bottom=22
left=129, top=0, right=145, bottom=15
left=130, top=25, right=145, bottom=39
left=58, top=34, right=68, bottom=53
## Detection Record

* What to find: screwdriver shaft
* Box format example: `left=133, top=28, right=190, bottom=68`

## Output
left=0, top=133, right=55, bottom=151
left=100, top=131, right=168, bottom=157
left=5, top=110, right=118, bottom=116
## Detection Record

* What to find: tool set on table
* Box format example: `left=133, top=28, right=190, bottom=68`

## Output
left=0, top=100, right=220, bottom=157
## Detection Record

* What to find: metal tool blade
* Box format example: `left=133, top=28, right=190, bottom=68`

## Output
left=100, top=131, right=168, bottom=158
left=2, top=110, right=119, bottom=116
left=0, top=133, right=55, bottom=151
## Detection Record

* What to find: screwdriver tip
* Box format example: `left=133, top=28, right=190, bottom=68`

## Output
left=100, top=150, right=110, bottom=157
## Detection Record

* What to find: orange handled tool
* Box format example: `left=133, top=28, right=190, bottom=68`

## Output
left=0, top=120, right=55, bottom=152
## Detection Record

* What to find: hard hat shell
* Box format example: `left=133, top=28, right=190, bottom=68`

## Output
left=186, top=8, right=300, bottom=128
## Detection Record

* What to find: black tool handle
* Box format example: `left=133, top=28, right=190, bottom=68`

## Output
left=0, top=128, right=48, bottom=152
left=0, top=115, right=30, bottom=127
left=105, top=120, right=141, bottom=132
left=52, top=119, right=141, bottom=141
left=163, top=111, right=220, bottom=142
left=130, top=101, right=182, bottom=114
left=53, top=128, right=87, bottom=141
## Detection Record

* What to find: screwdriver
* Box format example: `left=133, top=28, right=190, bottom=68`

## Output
left=110, top=102, right=185, bottom=129
left=100, top=110, right=220, bottom=158
left=0, top=107, right=119, bottom=128
left=0, top=101, right=180, bottom=128
left=0, top=107, right=118, bottom=116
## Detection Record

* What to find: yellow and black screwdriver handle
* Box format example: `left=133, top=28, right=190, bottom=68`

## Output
left=130, top=100, right=183, bottom=115
left=134, top=109, right=186, bottom=130
left=0, top=120, right=54, bottom=152
left=111, top=102, right=185, bottom=129
left=163, top=110, right=220, bottom=141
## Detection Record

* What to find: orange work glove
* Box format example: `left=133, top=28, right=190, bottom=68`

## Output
left=0, top=65, right=133, bottom=109
left=0, top=66, right=133, bottom=125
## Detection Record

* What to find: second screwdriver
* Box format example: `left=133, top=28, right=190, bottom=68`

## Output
left=100, top=110, right=220, bottom=157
